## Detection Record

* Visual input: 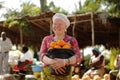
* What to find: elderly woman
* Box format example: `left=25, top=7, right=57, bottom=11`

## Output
left=39, top=13, right=81, bottom=80
left=83, top=47, right=105, bottom=79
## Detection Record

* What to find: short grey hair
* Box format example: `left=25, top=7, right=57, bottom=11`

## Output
left=52, top=13, right=70, bottom=28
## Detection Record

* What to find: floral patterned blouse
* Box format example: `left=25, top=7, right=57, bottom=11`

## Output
left=39, top=34, right=81, bottom=65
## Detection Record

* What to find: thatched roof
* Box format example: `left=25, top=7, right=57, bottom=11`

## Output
left=0, top=12, right=120, bottom=49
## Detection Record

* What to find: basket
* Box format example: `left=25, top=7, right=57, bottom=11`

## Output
left=46, top=48, right=74, bottom=76
left=31, top=65, right=42, bottom=72
left=33, top=72, right=41, bottom=79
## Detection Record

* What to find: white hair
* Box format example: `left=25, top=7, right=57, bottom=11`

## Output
left=52, top=13, right=70, bottom=28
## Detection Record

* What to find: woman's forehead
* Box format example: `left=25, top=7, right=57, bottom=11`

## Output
left=53, top=18, right=66, bottom=25
left=53, top=18, right=65, bottom=23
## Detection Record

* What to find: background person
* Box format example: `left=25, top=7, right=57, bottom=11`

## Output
left=39, top=13, right=81, bottom=80
left=0, top=31, right=13, bottom=75
left=83, top=47, right=105, bottom=79
left=109, top=54, right=120, bottom=80
left=17, top=46, right=33, bottom=80
left=19, top=46, right=33, bottom=62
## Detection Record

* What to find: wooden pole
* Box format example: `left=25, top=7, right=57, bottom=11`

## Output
left=118, top=28, right=120, bottom=47
left=72, top=15, right=76, bottom=37
left=50, top=19, right=52, bottom=34
left=91, top=12, right=95, bottom=46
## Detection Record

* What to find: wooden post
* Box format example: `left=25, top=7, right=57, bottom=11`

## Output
left=81, top=49, right=84, bottom=60
left=91, top=12, right=95, bottom=46
left=50, top=19, right=52, bottom=34
left=118, top=28, right=120, bottom=47
left=72, top=15, right=76, bottom=37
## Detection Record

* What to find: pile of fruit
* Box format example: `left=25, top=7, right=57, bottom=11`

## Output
left=49, top=40, right=71, bottom=49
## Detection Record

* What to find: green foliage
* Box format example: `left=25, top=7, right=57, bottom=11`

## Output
left=20, top=1, right=40, bottom=16
left=0, top=1, right=4, bottom=9
left=2, top=8, right=20, bottom=19
left=1, top=1, right=41, bottom=46
left=2, top=1, right=40, bottom=19
left=72, top=0, right=120, bottom=17
left=105, top=47, right=120, bottom=70
left=9, top=20, right=19, bottom=28
left=81, top=0, right=101, bottom=12
left=73, top=0, right=101, bottom=14
left=108, top=3, right=120, bottom=17
left=84, top=54, right=91, bottom=67
left=72, top=1, right=82, bottom=14
left=46, top=1, right=68, bottom=14
left=2, top=1, right=39, bottom=35
left=102, top=0, right=120, bottom=17
left=20, top=21, right=33, bottom=35
left=3, top=18, right=14, bottom=27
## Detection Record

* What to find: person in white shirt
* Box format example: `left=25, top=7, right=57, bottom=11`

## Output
left=0, top=32, right=13, bottom=75
left=19, top=46, right=33, bottom=62
left=18, top=46, right=33, bottom=80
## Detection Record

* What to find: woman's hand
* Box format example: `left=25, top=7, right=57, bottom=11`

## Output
left=51, top=58, right=66, bottom=69
left=43, top=56, right=57, bottom=65
left=54, top=67, right=66, bottom=74
left=51, top=58, right=67, bottom=74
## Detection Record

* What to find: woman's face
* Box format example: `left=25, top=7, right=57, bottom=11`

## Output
left=52, top=18, right=67, bottom=35
left=92, top=50, right=99, bottom=56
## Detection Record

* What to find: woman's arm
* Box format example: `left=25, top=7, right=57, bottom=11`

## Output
left=70, top=37, right=82, bottom=65
left=39, top=36, right=48, bottom=62
left=69, top=55, right=78, bottom=65
left=90, top=55, right=104, bottom=67
left=42, top=56, right=56, bottom=65
left=40, top=36, right=57, bottom=66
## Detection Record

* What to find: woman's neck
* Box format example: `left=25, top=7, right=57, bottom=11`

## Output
left=54, top=33, right=65, bottom=41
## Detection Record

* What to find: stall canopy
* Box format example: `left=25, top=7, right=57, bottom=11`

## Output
left=0, top=12, right=119, bottom=48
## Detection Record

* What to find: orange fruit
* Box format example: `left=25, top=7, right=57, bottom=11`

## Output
left=67, top=43, right=72, bottom=48
left=56, top=40, right=66, bottom=47
left=63, top=43, right=71, bottom=49
left=48, top=46, right=54, bottom=50
left=50, top=41, right=56, bottom=47
left=54, top=45, right=61, bottom=48
left=49, top=40, right=72, bottom=49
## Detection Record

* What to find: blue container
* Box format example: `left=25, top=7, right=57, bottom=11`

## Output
left=31, top=65, right=42, bottom=72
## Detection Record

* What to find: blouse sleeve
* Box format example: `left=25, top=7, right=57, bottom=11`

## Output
left=39, top=36, right=48, bottom=62
left=71, top=37, right=81, bottom=65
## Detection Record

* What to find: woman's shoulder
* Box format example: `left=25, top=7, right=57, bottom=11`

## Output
left=66, top=35, right=73, bottom=38
left=98, top=54, right=104, bottom=60
left=65, top=35, right=77, bottom=41
left=43, top=34, right=54, bottom=40
left=99, top=54, right=104, bottom=57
